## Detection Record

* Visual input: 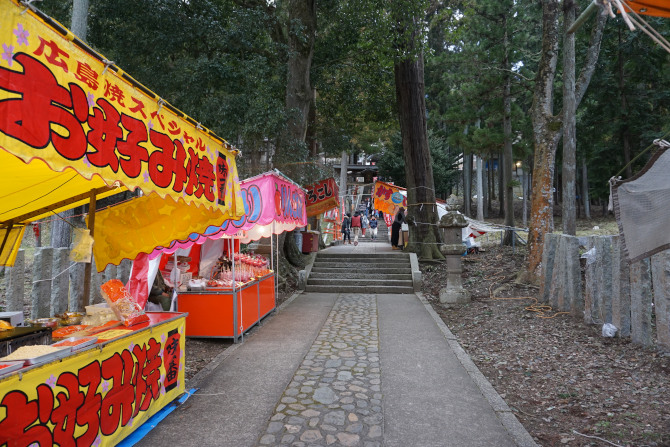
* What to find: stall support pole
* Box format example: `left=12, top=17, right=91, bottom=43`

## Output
left=231, top=238, right=239, bottom=343
left=82, top=190, right=97, bottom=308
left=274, top=222, right=278, bottom=309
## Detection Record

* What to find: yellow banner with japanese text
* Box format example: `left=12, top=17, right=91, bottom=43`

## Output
left=0, top=0, right=242, bottom=214
left=373, top=181, right=407, bottom=216
left=0, top=315, right=186, bottom=446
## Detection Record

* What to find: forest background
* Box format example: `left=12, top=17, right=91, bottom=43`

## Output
left=38, top=0, right=670, bottom=277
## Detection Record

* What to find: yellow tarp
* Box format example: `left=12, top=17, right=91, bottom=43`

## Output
left=91, top=192, right=241, bottom=270
left=0, top=151, right=123, bottom=224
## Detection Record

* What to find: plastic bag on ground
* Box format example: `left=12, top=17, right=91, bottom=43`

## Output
left=602, top=323, right=618, bottom=337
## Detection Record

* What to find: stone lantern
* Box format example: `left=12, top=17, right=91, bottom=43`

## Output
left=438, top=212, right=470, bottom=304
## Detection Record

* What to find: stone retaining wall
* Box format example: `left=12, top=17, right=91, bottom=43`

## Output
left=541, top=234, right=669, bottom=352
left=3, top=248, right=132, bottom=317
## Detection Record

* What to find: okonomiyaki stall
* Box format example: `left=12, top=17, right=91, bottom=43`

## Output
left=148, top=171, right=307, bottom=340
left=0, top=1, right=244, bottom=445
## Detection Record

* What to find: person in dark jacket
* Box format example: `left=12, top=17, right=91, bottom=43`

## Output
left=391, top=207, right=405, bottom=249
left=341, top=213, right=352, bottom=244
left=369, top=215, right=379, bottom=240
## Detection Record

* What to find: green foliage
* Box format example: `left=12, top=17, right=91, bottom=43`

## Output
left=377, top=132, right=460, bottom=198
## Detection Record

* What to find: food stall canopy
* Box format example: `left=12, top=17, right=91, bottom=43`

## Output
left=0, top=0, right=244, bottom=265
left=622, top=0, right=670, bottom=17
left=143, top=170, right=308, bottom=258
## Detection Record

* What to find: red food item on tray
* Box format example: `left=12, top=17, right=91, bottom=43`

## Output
left=52, top=325, right=89, bottom=338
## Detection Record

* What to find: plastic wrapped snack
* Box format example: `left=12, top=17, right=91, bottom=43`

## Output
left=100, top=279, right=149, bottom=327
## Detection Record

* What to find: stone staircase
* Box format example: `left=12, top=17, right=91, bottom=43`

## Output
left=305, top=251, right=414, bottom=294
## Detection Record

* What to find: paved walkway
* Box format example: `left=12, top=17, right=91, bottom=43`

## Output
left=137, top=242, right=536, bottom=447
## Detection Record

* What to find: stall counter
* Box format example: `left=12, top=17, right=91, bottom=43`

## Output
left=178, top=273, right=275, bottom=340
left=0, top=312, right=186, bottom=446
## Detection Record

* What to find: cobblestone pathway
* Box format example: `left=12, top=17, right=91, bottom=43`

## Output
left=256, top=294, right=382, bottom=447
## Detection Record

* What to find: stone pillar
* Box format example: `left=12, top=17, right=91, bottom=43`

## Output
left=31, top=247, right=54, bottom=319
left=438, top=212, right=470, bottom=304
left=6, top=250, right=25, bottom=312
left=69, top=263, right=85, bottom=312
left=539, top=234, right=559, bottom=304
left=612, top=237, right=631, bottom=337
left=650, top=251, right=670, bottom=351
left=563, top=235, right=582, bottom=315
left=117, top=259, right=132, bottom=284
left=630, top=258, right=653, bottom=347
left=51, top=248, right=70, bottom=315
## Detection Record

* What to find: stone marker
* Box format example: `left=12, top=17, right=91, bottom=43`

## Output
left=51, top=248, right=70, bottom=315
left=31, top=248, right=54, bottom=319
left=613, top=238, right=631, bottom=337
left=6, top=250, right=25, bottom=312
left=630, top=258, right=653, bottom=347
left=438, top=212, right=469, bottom=304
left=540, top=234, right=559, bottom=304
left=69, top=263, right=85, bottom=312
left=563, top=235, right=582, bottom=315
left=651, top=251, right=670, bottom=351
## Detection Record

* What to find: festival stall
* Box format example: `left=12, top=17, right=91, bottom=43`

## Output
left=303, top=177, right=339, bottom=248
left=0, top=1, right=244, bottom=444
left=143, top=171, right=307, bottom=340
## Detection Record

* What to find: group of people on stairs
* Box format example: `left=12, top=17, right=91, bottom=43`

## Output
left=341, top=206, right=405, bottom=249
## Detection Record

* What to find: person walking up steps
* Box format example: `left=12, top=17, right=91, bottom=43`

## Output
left=341, top=212, right=352, bottom=244
left=351, top=211, right=362, bottom=246
left=369, top=214, right=378, bottom=240
left=361, top=213, right=369, bottom=237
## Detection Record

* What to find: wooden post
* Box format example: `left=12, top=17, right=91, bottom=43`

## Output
left=82, top=191, right=97, bottom=308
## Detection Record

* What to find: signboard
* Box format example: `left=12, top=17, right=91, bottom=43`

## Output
left=373, top=180, right=407, bottom=216
left=0, top=314, right=185, bottom=446
left=0, top=0, right=239, bottom=211
left=304, top=177, right=339, bottom=218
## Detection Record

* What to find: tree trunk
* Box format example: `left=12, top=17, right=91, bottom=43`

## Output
left=71, top=0, right=89, bottom=41
left=618, top=27, right=633, bottom=178
left=285, top=0, right=316, bottom=146
left=526, top=1, right=606, bottom=279
left=502, top=27, right=514, bottom=244
left=562, top=0, right=577, bottom=236
left=476, top=156, right=484, bottom=221
left=394, top=53, right=442, bottom=259
left=463, top=153, right=472, bottom=216
left=581, top=159, right=591, bottom=219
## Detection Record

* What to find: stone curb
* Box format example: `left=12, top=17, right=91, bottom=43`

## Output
left=186, top=290, right=304, bottom=390
left=415, top=291, right=539, bottom=447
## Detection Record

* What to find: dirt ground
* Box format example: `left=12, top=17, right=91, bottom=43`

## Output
left=422, top=242, right=670, bottom=447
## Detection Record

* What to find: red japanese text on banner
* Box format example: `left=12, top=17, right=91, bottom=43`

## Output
left=304, top=178, right=339, bottom=218
left=0, top=0, right=239, bottom=211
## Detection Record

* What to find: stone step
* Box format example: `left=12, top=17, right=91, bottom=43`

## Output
left=307, top=278, right=413, bottom=287
left=309, top=272, right=412, bottom=280
left=304, top=284, right=414, bottom=294
left=312, top=262, right=410, bottom=270
left=316, top=253, right=409, bottom=260
left=310, top=266, right=412, bottom=275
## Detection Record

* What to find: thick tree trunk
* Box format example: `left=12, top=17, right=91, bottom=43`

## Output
left=476, top=156, right=484, bottom=221
left=562, top=0, right=577, bottom=236
left=394, top=53, right=442, bottom=259
left=526, top=1, right=605, bottom=279
left=502, top=41, right=514, bottom=244
left=581, top=159, right=591, bottom=219
left=463, top=153, right=472, bottom=216
left=285, top=0, right=316, bottom=146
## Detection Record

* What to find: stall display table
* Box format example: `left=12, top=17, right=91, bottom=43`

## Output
left=0, top=312, right=186, bottom=446
left=178, top=273, right=275, bottom=340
